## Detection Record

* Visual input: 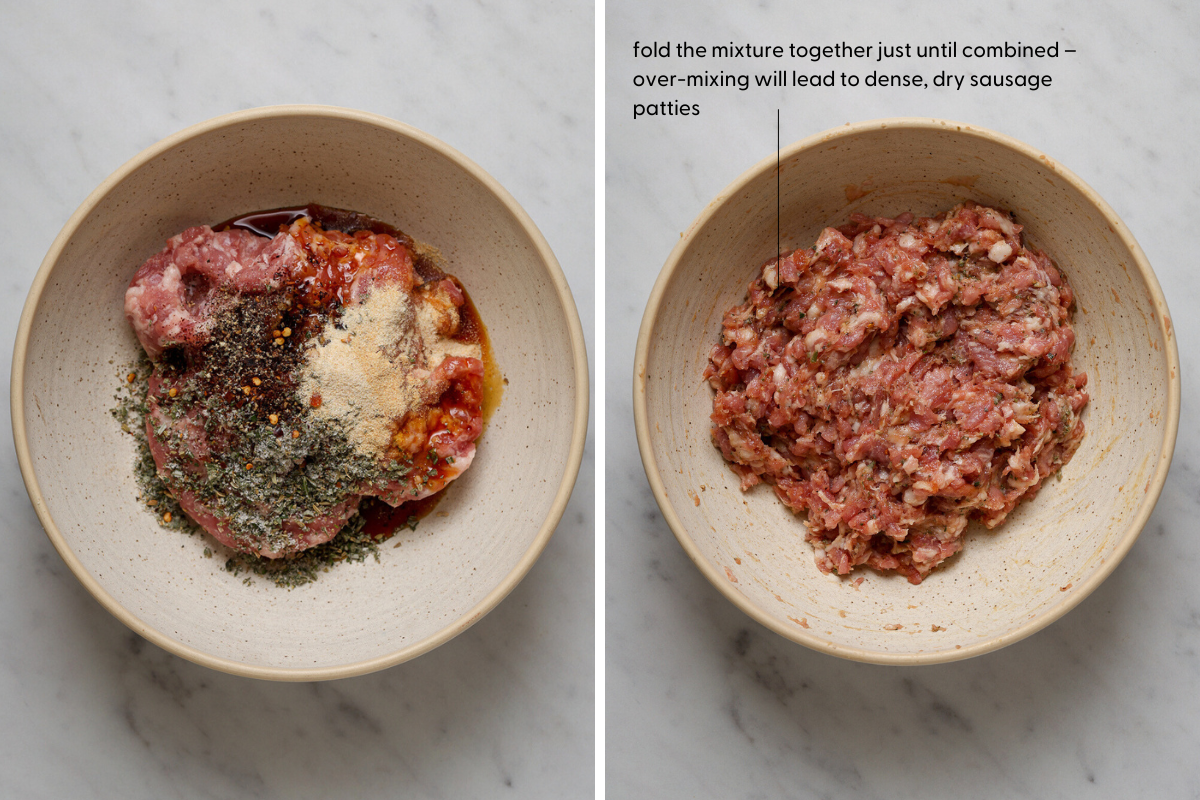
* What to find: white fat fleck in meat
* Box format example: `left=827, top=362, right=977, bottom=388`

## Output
left=814, top=228, right=843, bottom=256
left=851, top=311, right=883, bottom=330
left=816, top=490, right=842, bottom=510
left=847, top=355, right=885, bottom=381
left=763, top=262, right=778, bottom=290
left=915, top=281, right=943, bottom=311
left=160, top=263, right=182, bottom=294
left=123, top=285, right=146, bottom=327
left=772, top=364, right=787, bottom=385
left=988, top=241, right=1014, bottom=263
left=913, top=545, right=942, bottom=561
left=725, top=430, right=755, bottom=461
left=981, top=207, right=1017, bottom=237
left=161, top=307, right=190, bottom=338
left=1000, top=419, right=1026, bottom=441
left=804, top=328, right=831, bottom=350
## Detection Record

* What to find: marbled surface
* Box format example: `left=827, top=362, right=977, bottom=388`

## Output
left=607, top=1, right=1200, bottom=797
left=1, top=2, right=593, bottom=798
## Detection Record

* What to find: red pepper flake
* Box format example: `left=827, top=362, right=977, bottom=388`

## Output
left=310, top=394, right=322, bottom=409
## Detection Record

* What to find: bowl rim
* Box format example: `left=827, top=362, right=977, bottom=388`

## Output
left=633, top=117, right=1180, bottom=665
left=11, top=104, right=590, bottom=681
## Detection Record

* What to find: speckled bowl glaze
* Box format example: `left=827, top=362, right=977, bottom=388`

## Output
left=635, top=118, right=1178, bottom=665
left=13, top=106, right=588, bottom=680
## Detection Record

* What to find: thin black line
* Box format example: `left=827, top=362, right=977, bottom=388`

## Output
left=777, top=109, right=780, bottom=266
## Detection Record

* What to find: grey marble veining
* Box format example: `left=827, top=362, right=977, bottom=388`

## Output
left=607, top=1, right=1200, bottom=797
left=0, top=2, right=593, bottom=798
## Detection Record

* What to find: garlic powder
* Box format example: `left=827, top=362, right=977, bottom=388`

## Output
left=299, top=285, right=482, bottom=457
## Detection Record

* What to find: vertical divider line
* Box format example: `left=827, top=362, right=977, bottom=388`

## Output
left=594, top=1, right=606, bottom=796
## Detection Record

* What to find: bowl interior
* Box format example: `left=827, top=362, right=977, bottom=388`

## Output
left=18, top=109, right=584, bottom=676
left=639, top=121, right=1176, bottom=663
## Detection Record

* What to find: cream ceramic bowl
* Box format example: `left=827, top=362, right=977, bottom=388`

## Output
left=635, top=118, right=1178, bottom=665
left=13, top=106, right=588, bottom=680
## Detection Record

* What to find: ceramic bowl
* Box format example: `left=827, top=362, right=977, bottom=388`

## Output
left=634, top=118, right=1178, bottom=664
left=13, top=106, right=588, bottom=680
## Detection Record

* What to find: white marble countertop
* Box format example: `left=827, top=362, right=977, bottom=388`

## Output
left=607, top=1, right=1200, bottom=797
left=0, top=2, right=593, bottom=798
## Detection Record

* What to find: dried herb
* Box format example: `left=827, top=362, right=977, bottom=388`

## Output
left=111, top=358, right=412, bottom=589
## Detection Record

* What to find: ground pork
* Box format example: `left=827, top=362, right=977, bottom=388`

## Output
left=126, top=220, right=483, bottom=558
left=703, top=202, right=1088, bottom=584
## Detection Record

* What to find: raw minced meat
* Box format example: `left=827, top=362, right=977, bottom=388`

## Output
left=703, top=202, right=1088, bottom=584
left=124, top=213, right=484, bottom=558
